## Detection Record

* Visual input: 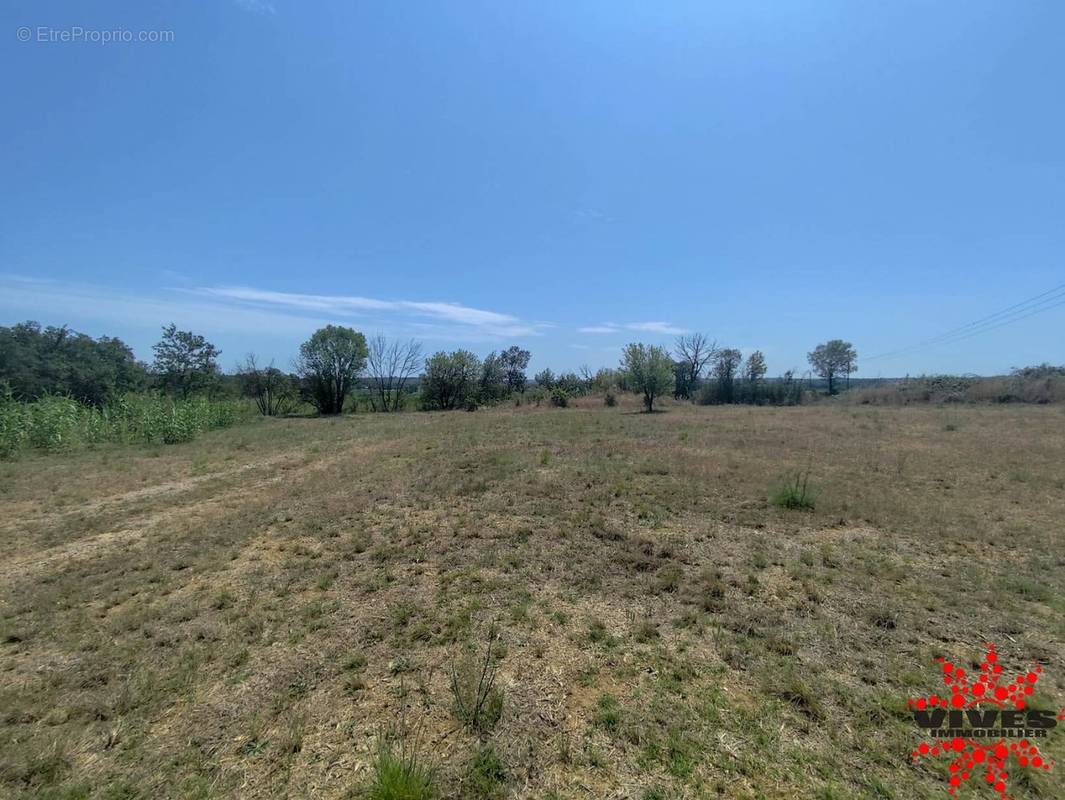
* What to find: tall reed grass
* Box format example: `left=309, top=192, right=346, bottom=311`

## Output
left=0, top=393, right=250, bottom=458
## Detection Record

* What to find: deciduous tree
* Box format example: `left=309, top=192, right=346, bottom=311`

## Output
left=807, top=340, right=857, bottom=395
left=712, top=348, right=743, bottom=403
left=674, top=333, right=716, bottom=399
left=152, top=323, right=221, bottom=399
left=744, top=350, right=768, bottom=403
left=478, top=351, right=509, bottom=404
left=421, top=350, right=481, bottom=410
left=238, top=354, right=296, bottom=416
left=500, top=346, right=531, bottom=394
left=296, top=325, right=368, bottom=415
left=0, top=321, right=146, bottom=406
left=367, top=335, right=422, bottom=412
left=533, top=368, right=556, bottom=390
left=621, top=343, right=675, bottom=412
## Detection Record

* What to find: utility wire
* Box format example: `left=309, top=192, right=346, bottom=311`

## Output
left=923, top=282, right=1065, bottom=340
left=865, top=282, right=1065, bottom=362
left=867, top=289, right=1065, bottom=361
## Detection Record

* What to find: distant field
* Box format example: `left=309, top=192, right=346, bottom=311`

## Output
left=1, top=401, right=1063, bottom=799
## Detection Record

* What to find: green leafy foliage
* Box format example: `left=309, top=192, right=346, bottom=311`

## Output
left=499, top=346, right=530, bottom=395
left=0, top=321, right=147, bottom=407
left=152, top=324, right=222, bottom=399
left=296, top=325, right=369, bottom=415
left=807, top=339, right=857, bottom=395
left=0, top=393, right=247, bottom=458
left=621, top=343, right=674, bottom=412
left=421, top=351, right=481, bottom=411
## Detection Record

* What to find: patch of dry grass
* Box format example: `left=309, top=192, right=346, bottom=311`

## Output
left=1, top=403, right=1062, bottom=799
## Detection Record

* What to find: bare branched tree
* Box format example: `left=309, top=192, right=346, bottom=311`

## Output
left=578, top=364, right=594, bottom=392
left=238, top=354, right=296, bottom=416
left=367, top=335, right=423, bottom=412
left=673, top=333, right=717, bottom=398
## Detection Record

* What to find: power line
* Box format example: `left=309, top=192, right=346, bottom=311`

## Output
left=868, top=289, right=1065, bottom=361
left=866, top=282, right=1065, bottom=360
left=914, top=296, right=1065, bottom=349
left=924, top=282, right=1065, bottom=341
left=866, top=282, right=1065, bottom=362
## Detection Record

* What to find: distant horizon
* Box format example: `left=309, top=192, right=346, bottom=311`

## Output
left=2, top=274, right=1058, bottom=380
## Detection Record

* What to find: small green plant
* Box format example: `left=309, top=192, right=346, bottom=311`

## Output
left=367, top=739, right=436, bottom=800
left=770, top=470, right=816, bottom=510
left=550, top=387, right=569, bottom=408
left=450, top=625, right=504, bottom=736
left=461, top=745, right=507, bottom=800
left=604, top=391, right=617, bottom=407
left=586, top=618, right=609, bottom=644
left=594, top=693, right=622, bottom=732
left=771, top=669, right=825, bottom=721
left=631, top=613, right=659, bottom=643
left=365, top=714, right=436, bottom=800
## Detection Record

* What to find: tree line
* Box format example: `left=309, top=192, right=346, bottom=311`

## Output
left=0, top=319, right=858, bottom=416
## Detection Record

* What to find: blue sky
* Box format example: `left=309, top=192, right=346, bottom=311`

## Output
left=2, top=1, right=1063, bottom=377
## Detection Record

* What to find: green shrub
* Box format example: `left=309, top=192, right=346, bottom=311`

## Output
left=549, top=388, right=569, bottom=408
left=770, top=471, right=816, bottom=510
left=604, top=391, right=617, bottom=407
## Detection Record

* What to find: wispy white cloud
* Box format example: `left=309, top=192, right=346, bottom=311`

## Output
left=0, top=276, right=545, bottom=351
left=571, top=208, right=615, bottom=224
left=193, top=286, right=541, bottom=337
left=0, top=275, right=333, bottom=340
left=234, top=0, right=276, bottom=14
left=578, top=321, right=688, bottom=336
left=625, top=321, right=688, bottom=335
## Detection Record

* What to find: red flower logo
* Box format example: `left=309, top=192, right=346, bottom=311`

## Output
left=908, top=644, right=1061, bottom=797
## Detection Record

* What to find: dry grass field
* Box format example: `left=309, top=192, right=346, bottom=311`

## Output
left=1, top=400, right=1063, bottom=800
